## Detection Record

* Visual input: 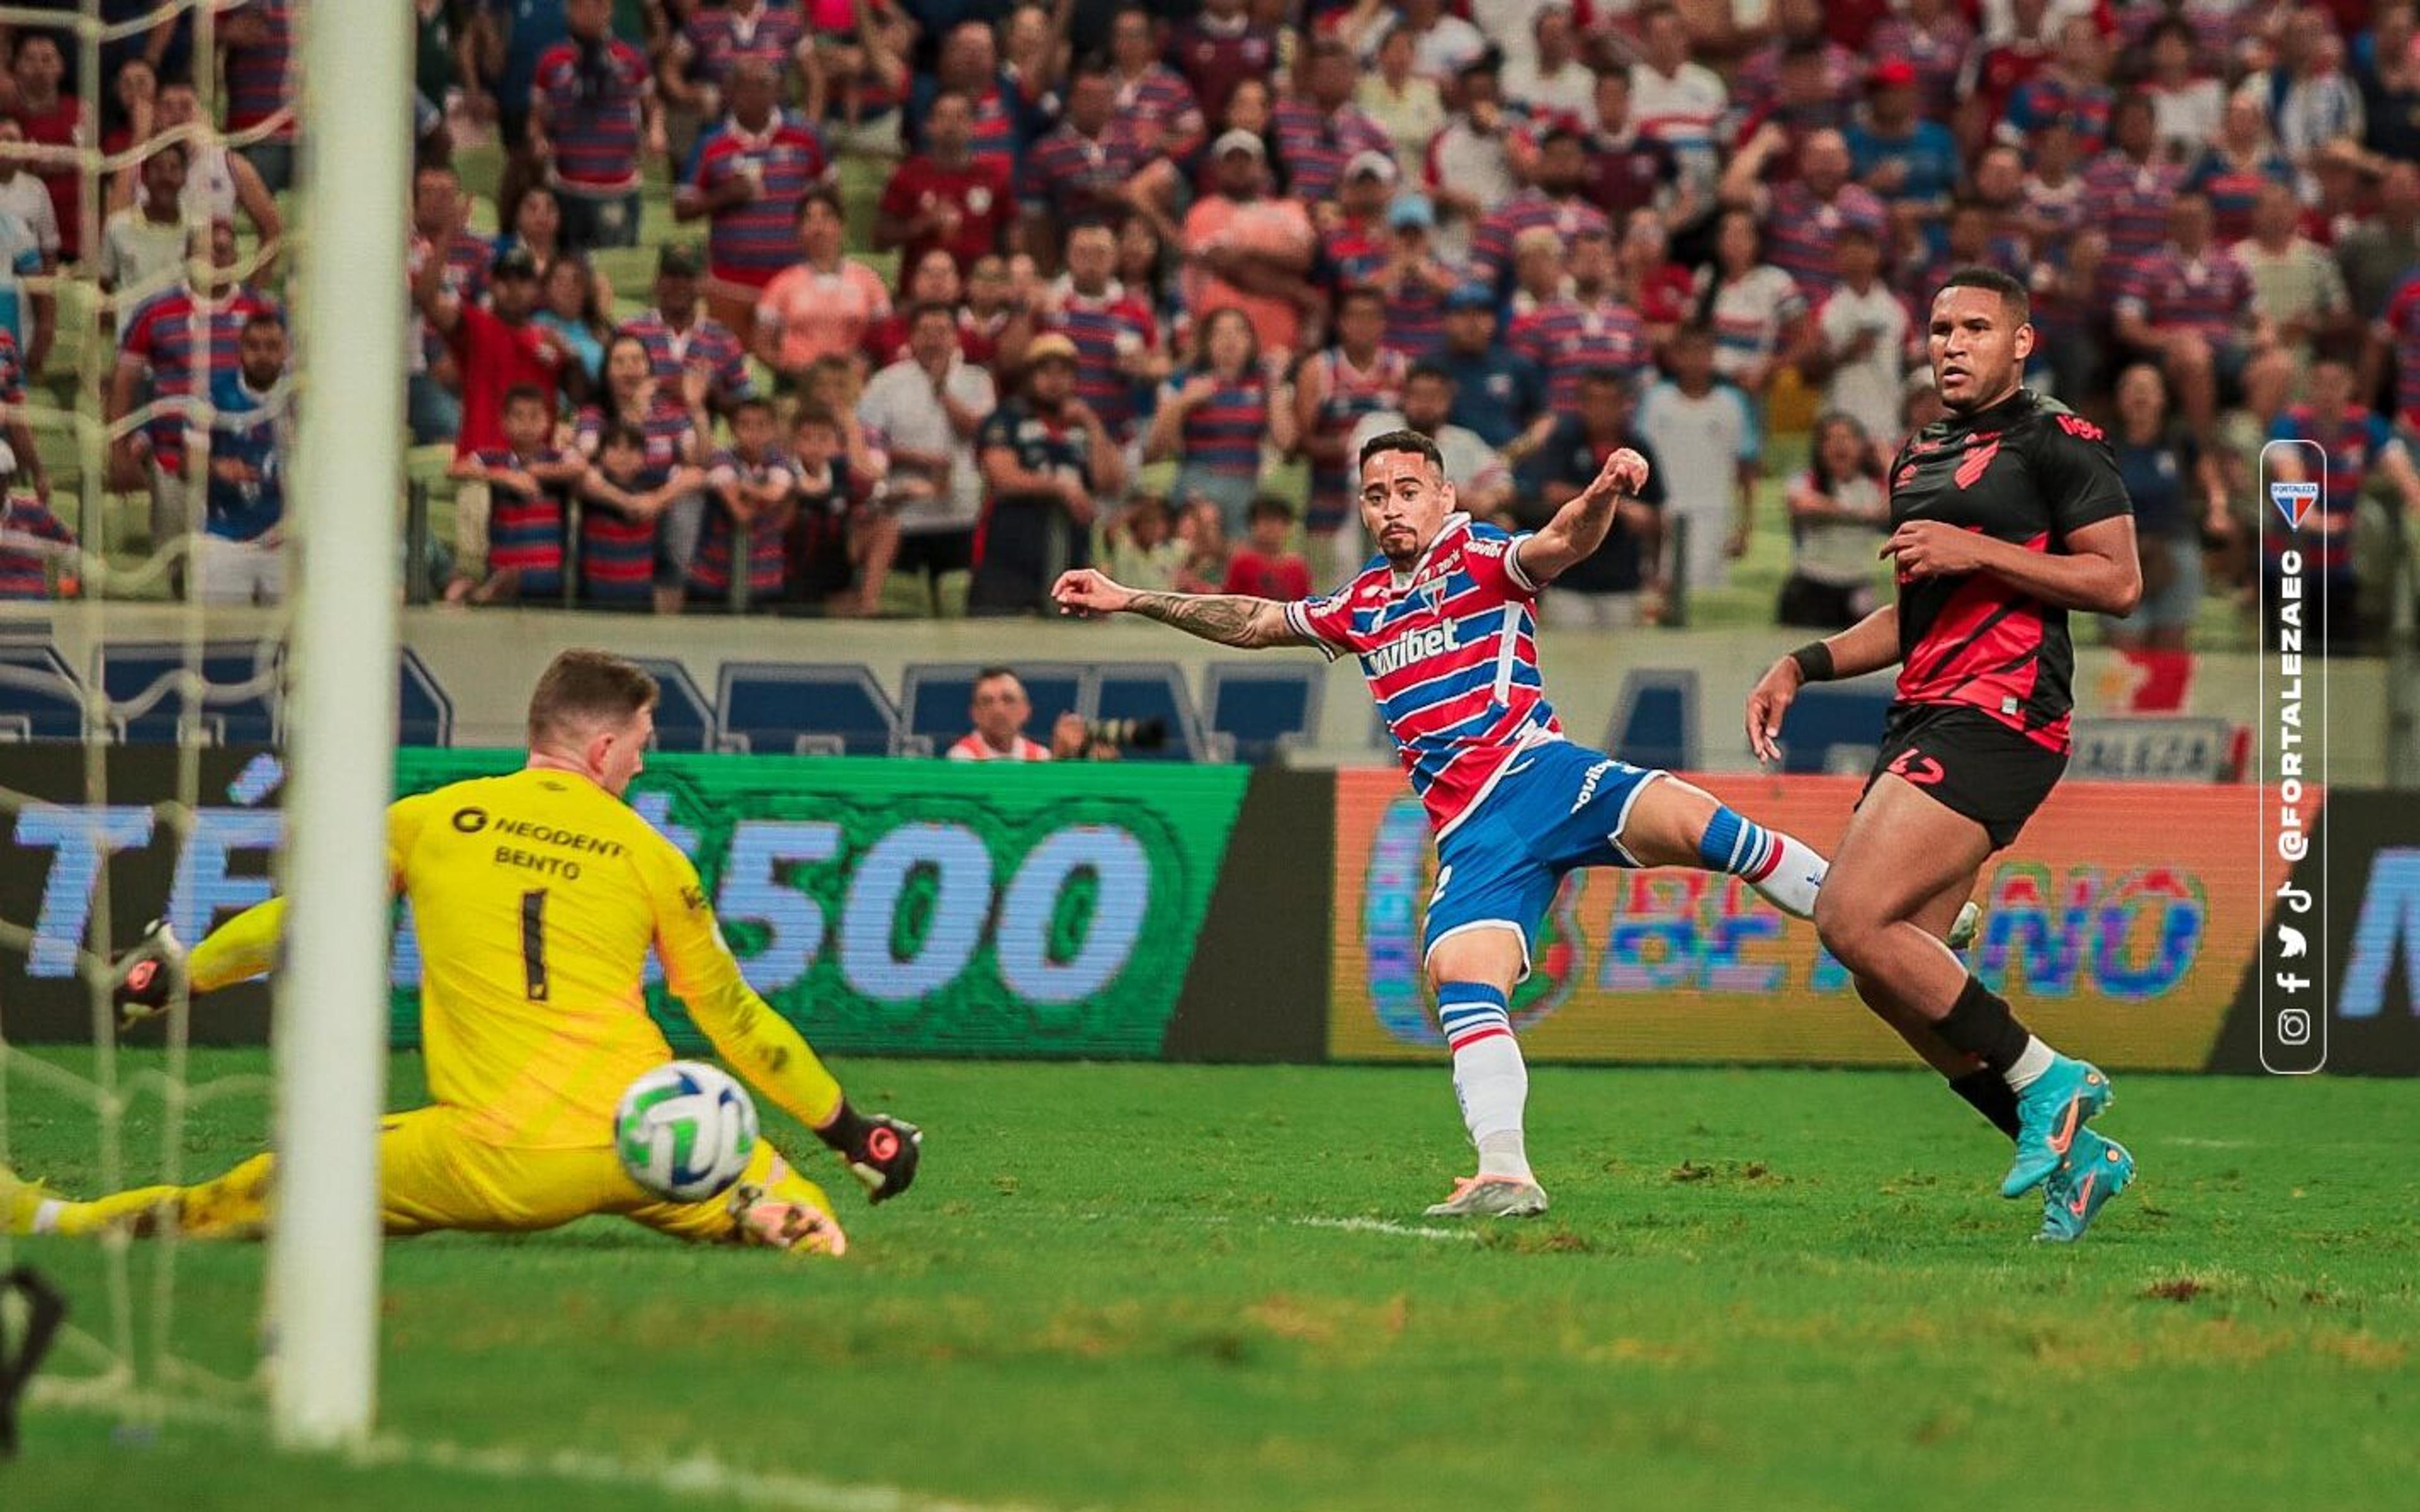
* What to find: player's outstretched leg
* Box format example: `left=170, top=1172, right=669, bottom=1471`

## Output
left=1815, top=776, right=2115, bottom=1201
left=1, top=1152, right=275, bottom=1240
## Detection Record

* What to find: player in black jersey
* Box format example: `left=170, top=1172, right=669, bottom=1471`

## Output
left=1744, top=268, right=2143, bottom=1242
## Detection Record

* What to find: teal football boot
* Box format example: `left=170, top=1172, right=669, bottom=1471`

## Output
left=2003, top=1056, right=2112, bottom=1198
left=2036, top=1128, right=2135, bottom=1243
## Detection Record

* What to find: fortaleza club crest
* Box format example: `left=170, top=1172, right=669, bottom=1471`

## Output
left=2271, top=479, right=2319, bottom=532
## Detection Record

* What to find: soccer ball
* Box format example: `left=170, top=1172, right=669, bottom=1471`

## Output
left=614, top=1061, right=760, bottom=1203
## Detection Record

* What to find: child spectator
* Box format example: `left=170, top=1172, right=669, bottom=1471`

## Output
left=1221, top=495, right=1312, bottom=600
left=1635, top=324, right=1760, bottom=595
left=694, top=396, right=799, bottom=611
left=790, top=400, right=896, bottom=616
left=0, top=488, right=75, bottom=599
left=1105, top=493, right=1189, bottom=593
left=579, top=422, right=702, bottom=611
left=1777, top=411, right=1889, bottom=629
left=450, top=384, right=584, bottom=605
left=1146, top=307, right=1292, bottom=534
left=1805, top=224, right=1913, bottom=453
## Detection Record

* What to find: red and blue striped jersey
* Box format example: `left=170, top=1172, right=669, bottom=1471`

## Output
left=1112, top=64, right=1204, bottom=158
left=618, top=308, right=754, bottom=400
left=575, top=396, right=699, bottom=475
left=0, top=489, right=72, bottom=598
left=1304, top=346, right=1407, bottom=530
left=677, top=1, right=806, bottom=87
left=2266, top=404, right=2400, bottom=574
left=1385, top=273, right=1451, bottom=360
left=1270, top=97, right=1393, bottom=206
left=966, top=83, right=1022, bottom=175
left=1470, top=190, right=1610, bottom=290
left=1170, top=373, right=1269, bottom=477
left=533, top=38, right=651, bottom=195
left=2380, top=272, right=2420, bottom=430
left=1020, top=122, right=1150, bottom=220
left=579, top=471, right=661, bottom=603
left=686, top=113, right=831, bottom=287
left=1764, top=181, right=1888, bottom=302
left=1044, top=284, right=1158, bottom=442
left=2003, top=76, right=2112, bottom=154
left=1509, top=295, right=1651, bottom=412
left=1319, top=218, right=1387, bottom=295
left=223, top=0, right=296, bottom=141
left=2080, top=152, right=2186, bottom=284
left=2185, top=147, right=2296, bottom=243
left=118, top=287, right=280, bottom=469
left=695, top=447, right=797, bottom=596
left=471, top=445, right=569, bottom=588
left=1866, top=14, right=1973, bottom=120
left=1288, top=515, right=1560, bottom=838
left=2115, top=246, right=2252, bottom=346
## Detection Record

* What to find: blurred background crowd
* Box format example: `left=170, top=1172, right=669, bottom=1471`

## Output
left=1, top=0, right=2416, bottom=651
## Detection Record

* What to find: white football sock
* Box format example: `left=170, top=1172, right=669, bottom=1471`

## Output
left=2003, top=1036, right=2056, bottom=1092
left=1748, top=832, right=1828, bottom=920
left=1454, top=1035, right=1532, bottom=1179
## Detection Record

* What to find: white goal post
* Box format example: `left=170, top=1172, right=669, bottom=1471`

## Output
left=268, top=0, right=411, bottom=1449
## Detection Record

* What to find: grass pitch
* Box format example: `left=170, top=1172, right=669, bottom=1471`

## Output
left=3, top=1052, right=2415, bottom=1511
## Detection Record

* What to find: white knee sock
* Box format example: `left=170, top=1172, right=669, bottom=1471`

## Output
left=1439, top=982, right=1530, bottom=1179
left=1699, top=805, right=1828, bottom=919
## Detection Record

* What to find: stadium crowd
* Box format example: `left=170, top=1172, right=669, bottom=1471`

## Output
left=0, top=0, right=2416, bottom=647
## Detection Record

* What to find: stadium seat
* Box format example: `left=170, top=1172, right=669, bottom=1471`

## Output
left=1605, top=670, right=1700, bottom=774
left=717, top=663, right=899, bottom=755
left=1090, top=662, right=1203, bottom=762
left=627, top=658, right=715, bottom=752
left=96, top=642, right=281, bottom=747
left=1203, top=662, right=1322, bottom=764
left=1777, top=685, right=1894, bottom=776
left=397, top=648, right=454, bottom=747
left=0, top=643, right=89, bottom=742
left=900, top=662, right=1092, bottom=755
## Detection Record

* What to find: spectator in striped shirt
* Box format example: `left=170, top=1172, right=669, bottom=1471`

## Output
left=577, top=331, right=712, bottom=614
left=1040, top=222, right=1163, bottom=450
left=2264, top=356, right=2420, bottom=648
left=579, top=420, right=700, bottom=611
left=2001, top=15, right=2114, bottom=154
left=1719, top=127, right=1889, bottom=305
left=113, top=223, right=279, bottom=595
left=2082, top=93, right=2187, bottom=292
left=1734, top=0, right=1861, bottom=118
left=449, top=384, right=585, bottom=605
left=2114, top=191, right=2275, bottom=445
left=218, top=0, right=297, bottom=193
left=754, top=189, right=893, bottom=381
left=2184, top=94, right=2298, bottom=245
left=659, top=0, right=817, bottom=140
left=694, top=395, right=800, bottom=610
left=1468, top=124, right=1608, bottom=295
left=1272, top=36, right=1395, bottom=209
left=1866, top=0, right=1973, bottom=124
left=529, top=0, right=664, bottom=253
left=1693, top=207, right=1806, bottom=408
left=1508, top=226, right=1652, bottom=414
left=1369, top=193, right=1460, bottom=360
left=0, top=486, right=74, bottom=600
left=2370, top=266, right=2420, bottom=435
left=674, top=56, right=835, bottom=337
left=619, top=242, right=756, bottom=420
left=1294, top=285, right=1409, bottom=556
left=1105, top=6, right=1206, bottom=168
left=1148, top=306, right=1292, bottom=532
left=910, top=21, right=1037, bottom=176
left=1020, top=59, right=1160, bottom=247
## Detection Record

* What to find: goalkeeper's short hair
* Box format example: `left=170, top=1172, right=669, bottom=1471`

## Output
left=528, top=650, right=660, bottom=747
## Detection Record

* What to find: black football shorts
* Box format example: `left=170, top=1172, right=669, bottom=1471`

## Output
left=1861, top=702, right=2068, bottom=851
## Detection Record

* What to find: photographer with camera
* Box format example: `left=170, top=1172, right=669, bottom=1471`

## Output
left=943, top=666, right=1166, bottom=761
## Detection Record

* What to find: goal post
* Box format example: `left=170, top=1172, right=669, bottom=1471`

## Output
left=268, top=0, right=413, bottom=1449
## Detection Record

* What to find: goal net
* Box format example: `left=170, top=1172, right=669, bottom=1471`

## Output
left=0, top=0, right=403, bottom=1450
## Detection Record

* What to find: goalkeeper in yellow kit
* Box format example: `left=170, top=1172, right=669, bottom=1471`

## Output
left=2, top=650, right=920, bottom=1255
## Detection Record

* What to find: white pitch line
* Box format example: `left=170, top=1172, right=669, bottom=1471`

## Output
left=1293, top=1216, right=1479, bottom=1244
left=30, top=1389, right=1073, bottom=1512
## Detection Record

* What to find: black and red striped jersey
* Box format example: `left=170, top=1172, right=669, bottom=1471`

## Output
left=1886, top=388, right=2131, bottom=753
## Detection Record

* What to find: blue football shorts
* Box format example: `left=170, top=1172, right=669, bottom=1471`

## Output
left=1422, top=740, right=1664, bottom=977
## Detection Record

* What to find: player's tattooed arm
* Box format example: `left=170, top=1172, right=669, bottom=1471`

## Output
left=1124, top=590, right=1302, bottom=649
left=1051, top=569, right=1309, bottom=648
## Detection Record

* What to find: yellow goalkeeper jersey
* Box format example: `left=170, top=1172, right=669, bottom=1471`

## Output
left=383, top=767, right=838, bottom=1148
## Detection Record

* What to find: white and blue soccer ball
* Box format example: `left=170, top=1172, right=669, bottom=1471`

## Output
left=614, top=1061, right=759, bottom=1203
